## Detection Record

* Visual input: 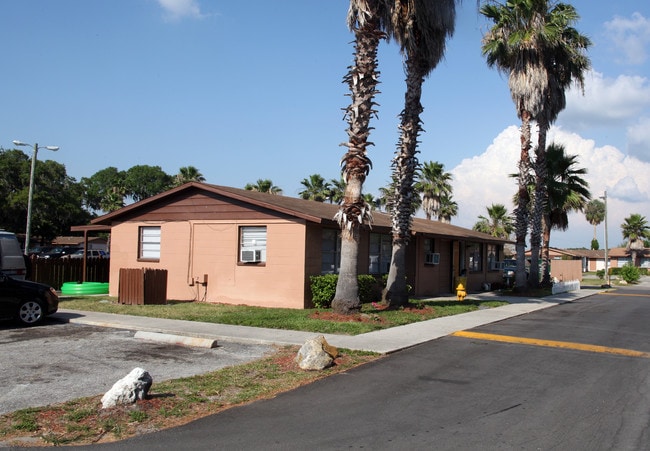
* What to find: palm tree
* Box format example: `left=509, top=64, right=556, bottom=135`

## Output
left=482, top=0, right=552, bottom=290
left=299, top=174, right=332, bottom=202
left=328, top=178, right=346, bottom=204
left=621, top=213, right=650, bottom=267
left=383, top=0, right=457, bottom=308
left=529, top=3, right=591, bottom=287
left=438, top=194, right=458, bottom=223
left=541, top=143, right=590, bottom=284
left=473, top=204, right=514, bottom=239
left=414, top=161, right=452, bottom=220
left=332, top=0, right=392, bottom=314
left=244, top=179, right=282, bottom=195
left=584, top=199, right=605, bottom=248
left=174, top=166, right=205, bottom=186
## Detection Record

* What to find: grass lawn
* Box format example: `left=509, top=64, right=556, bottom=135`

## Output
left=57, top=296, right=509, bottom=335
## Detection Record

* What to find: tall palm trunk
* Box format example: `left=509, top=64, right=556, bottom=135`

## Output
left=514, top=111, right=533, bottom=290
left=530, top=118, right=549, bottom=287
left=332, top=18, right=383, bottom=314
left=384, top=56, right=424, bottom=308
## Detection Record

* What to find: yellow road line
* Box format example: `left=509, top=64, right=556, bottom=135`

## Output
left=605, top=292, right=650, bottom=297
left=452, top=331, right=650, bottom=358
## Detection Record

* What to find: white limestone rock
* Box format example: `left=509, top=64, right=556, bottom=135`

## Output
left=101, top=367, right=153, bottom=409
left=295, top=335, right=338, bottom=371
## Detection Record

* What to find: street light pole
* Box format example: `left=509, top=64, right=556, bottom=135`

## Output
left=13, top=140, right=59, bottom=255
left=600, top=191, right=610, bottom=288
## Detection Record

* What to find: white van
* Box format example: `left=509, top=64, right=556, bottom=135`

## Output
left=0, top=231, right=27, bottom=280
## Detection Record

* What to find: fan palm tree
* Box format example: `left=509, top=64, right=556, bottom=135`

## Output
left=528, top=3, right=591, bottom=286
left=174, top=166, right=205, bottom=186
left=383, top=0, right=457, bottom=308
left=482, top=0, right=552, bottom=290
left=621, top=213, right=650, bottom=267
left=328, top=178, right=346, bottom=204
left=541, top=143, right=590, bottom=284
left=473, top=204, right=514, bottom=239
left=332, top=0, right=393, bottom=314
left=414, top=161, right=452, bottom=220
left=584, top=199, right=605, bottom=248
left=438, top=194, right=458, bottom=223
left=244, top=179, right=282, bottom=195
left=299, top=174, right=332, bottom=202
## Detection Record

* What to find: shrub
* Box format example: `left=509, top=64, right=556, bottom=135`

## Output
left=309, top=274, right=384, bottom=308
left=596, top=269, right=605, bottom=280
left=309, top=274, right=338, bottom=308
left=619, top=264, right=640, bottom=284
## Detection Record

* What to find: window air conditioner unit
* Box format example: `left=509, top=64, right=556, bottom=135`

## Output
left=490, top=261, right=505, bottom=270
left=241, top=249, right=261, bottom=263
left=425, top=252, right=440, bottom=265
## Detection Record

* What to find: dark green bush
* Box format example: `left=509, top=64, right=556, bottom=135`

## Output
left=596, top=269, right=605, bottom=280
left=309, top=274, right=338, bottom=308
left=309, top=274, right=384, bottom=308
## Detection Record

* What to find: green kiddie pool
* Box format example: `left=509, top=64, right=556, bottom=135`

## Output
left=61, top=282, right=109, bottom=295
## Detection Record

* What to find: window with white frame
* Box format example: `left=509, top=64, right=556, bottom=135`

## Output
left=139, top=226, right=161, bottom=260
left=240, top=226, right=267, bottom=263
left=369, top=233, right=391, bottom=274
left=321, top=228, right=341, bottom=274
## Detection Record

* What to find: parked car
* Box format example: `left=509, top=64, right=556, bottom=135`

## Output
left=38, top=247, right=81, bottom=259
left=0, top=271, right=59, bottom=326
left=63, top=249, right=108, bottom=259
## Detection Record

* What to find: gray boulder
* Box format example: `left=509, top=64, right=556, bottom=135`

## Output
left=295, top=335, right=338, bottom=371
left=101, top=367, right=153, bottom=409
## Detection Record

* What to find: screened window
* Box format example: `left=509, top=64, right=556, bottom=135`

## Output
left=424, top=238, right=439, bottom=265
left=240, top=226, right=267, bottom=263
left=468, top=242, right=482, bottom=272
left=139, top=226, right=161, bottom=260
left=369, top=233, right=391, bottom=274
left=487, top=244, right=497, bottom=270
left=321, top=229, right=341, bottom=274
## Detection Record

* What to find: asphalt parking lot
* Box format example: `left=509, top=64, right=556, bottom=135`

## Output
left=0, top=318, right=274, bottom=415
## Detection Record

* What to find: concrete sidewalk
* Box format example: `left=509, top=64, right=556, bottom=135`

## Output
left=53, top=288, right=601, bottom=354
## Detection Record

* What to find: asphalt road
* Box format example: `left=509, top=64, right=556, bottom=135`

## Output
left=65, top=284, right=650, bottom=450
left=0, top=319, right=273, bottom=415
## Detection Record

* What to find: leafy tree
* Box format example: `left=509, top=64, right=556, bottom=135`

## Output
left=621, top=213, right=650, bottom=267
left=332, top=0, right=392, bottom=315
left=528, top=2, right=591, bottom=287
left=541, top=143, right=589, bottom=284
left=81, top=167, right=127, bottom=212
left=414, top=161, right=452, bottom=220
left=123, top=165, right=173, bottom=202
left=0, top=148, right=92, bottom=244
left=584, top=199, right=605, bottom=247
left=174, top=166, right=205, bottom=186
left=244, top=179, right=282, bottom=194
left=482, top=0, right=550, bottom=290
left=473, top=204, right=514, bottom=239
left=299, top=174, right=332, bottom=202
left=384, top=0, right=457, bottom=308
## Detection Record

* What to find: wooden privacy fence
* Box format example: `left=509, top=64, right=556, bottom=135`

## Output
left=29, top=257, right=110, bottom=290
left=118, top=268, right=168, bottom=305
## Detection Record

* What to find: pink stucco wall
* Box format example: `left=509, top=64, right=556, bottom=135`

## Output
left=108, top=219, right=309, bottom=309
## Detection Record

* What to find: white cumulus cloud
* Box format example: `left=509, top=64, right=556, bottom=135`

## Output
left=157, top=0, right=205, bottom=21
left=604, top=12, right=650, bottom=65
left=450, top=126, right=650, bottom=249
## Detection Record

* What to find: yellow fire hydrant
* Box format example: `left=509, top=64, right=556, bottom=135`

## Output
left=456, top=283, right=467, bottom=301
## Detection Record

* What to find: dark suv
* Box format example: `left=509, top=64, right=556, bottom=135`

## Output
left=0, top=272, right=59, bottom=326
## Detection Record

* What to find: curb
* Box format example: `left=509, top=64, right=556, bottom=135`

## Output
left=134, top=331, right=218, bottom=348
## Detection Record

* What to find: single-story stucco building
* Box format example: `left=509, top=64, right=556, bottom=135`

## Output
left=82, top=182, right=511, bottom=309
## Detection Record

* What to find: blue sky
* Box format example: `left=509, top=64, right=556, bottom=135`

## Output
left=1, top=0, right=649, bottom=249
